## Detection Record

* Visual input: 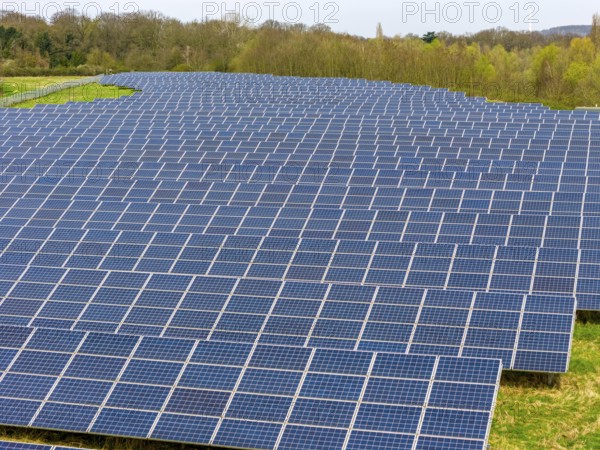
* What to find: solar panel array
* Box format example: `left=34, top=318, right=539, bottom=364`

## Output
left=1, top=71, right=597, bottom=448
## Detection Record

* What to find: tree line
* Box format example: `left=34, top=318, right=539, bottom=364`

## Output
left=1, top=10, right=600, bottom=108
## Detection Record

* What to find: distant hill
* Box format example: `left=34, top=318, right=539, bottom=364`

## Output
left=540, top=25, right=591, bottom=36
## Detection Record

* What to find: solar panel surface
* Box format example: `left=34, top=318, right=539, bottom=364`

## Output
left=0, top=71, right=596, bottom=448
left=0, top=325, right=501, bottom=450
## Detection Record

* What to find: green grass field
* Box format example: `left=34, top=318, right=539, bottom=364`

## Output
left=10, top=83, right=136, bottom=108
left=490, top=320, right=600, bottom=449
left=0, top=321, right=597, bottom=449
left=0, top=76, right=83, bottom=97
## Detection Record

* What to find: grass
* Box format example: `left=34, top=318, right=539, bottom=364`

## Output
left=0, top=427, right=211, bottom=449
left=490, top=320, right=600, bottom=449
left=10, top=83, right=136, bottom=108
left=0, top=76, right=83, bottom=98
left=0, top=321, right=597, bottom=449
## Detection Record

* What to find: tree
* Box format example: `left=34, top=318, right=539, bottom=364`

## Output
left=0, top=26, right=21, bottom=59
left=422, top=32, right=437, bottom=44
left=86, top=48, right=117, bottom=70
left=569, top=37, right=595, bottom=64
left=591, top=13, right=600, bottom=51
left=529, top=44, right=566, bottom=97
left=35, top=31, right=52, bottom=56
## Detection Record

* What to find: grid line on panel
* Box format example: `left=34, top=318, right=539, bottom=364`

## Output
left=426, top=185, right=435, bottom=212
left=319, top=239, right=341, bottom=284
left=485, top=247, right=499, bottom=292
left=0, top=328, right=36, bottom=385
left=114, top=273, right=153, bottom=334
left=486, top=191, right=495, bottom=215
left=361, top=242, right=379, bottom=286
left=433, top=212, right=446, bottom=244
left=172, top=203, right=191, bottom=231
left=401, top=248, right=417, bottom=289
left=574, top=240, right=582, bottom=298
left=484, top=359, right=504, bottom=449
left=255, top=278, right=287, bottom=344
left=340, top=351, right=378, bottom=450
left=272, top=347, right=317, bottom=450
left=540, top=216, right=549, bottom=248
left=398, top=210, right=412, bottom=242
left=167, top=233, right=195, bottom=274
left=27, top=331, right=91, bottom=426
left=208, top=340, right=261, bottom=445
left=96, top=230, right=125, bottom=268
left=86, top=336, right=143, bottom=433
left=528, top=248, right=540, bottom=295
left=25, top=269, right=70, bottom=329
left=69, top=271, right=112, bottom=332
left=353, top=287, right=379, bottom=352
left=443, top=245, right=458, bottom=289
left=404, top=290, right=428, bottom=354
left=303, top=284, right=333, bottom=349
left=204, top=237, right=230, bottom=277
left=206, top=278, right=242, bottom=341
left=504, top=215, right=513, bottom=247
left=287, top=236, right=308, bottom=280
left=368, top=187, right=378, bottom=208
left=159, top=276, right=197, bottom=338
left=85, top=335, right=143, bottom=433
left=411, top=357, right=440, bottom=450
left=517, top=191, right=525, bottom=215
left=458, top=293, right=477, bottom=358
left=242, top=236, right=268, bottom=278
left=510, top=295, right=528, bottom=370
left=364, top=210, right=377, bottom=241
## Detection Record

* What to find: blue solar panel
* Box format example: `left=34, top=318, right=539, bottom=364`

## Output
left=0, top=325, right=501, bottom=449
left=0, top=71, right=595, bottom=447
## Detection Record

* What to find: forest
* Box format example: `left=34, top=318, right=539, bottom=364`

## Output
left=1, top=10, right=600, bottom=109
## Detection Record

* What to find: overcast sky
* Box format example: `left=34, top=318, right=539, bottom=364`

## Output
left=13, top=1, right=600, bottom=37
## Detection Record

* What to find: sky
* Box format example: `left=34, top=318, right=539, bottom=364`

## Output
left=8, top=0, right=599, bottom=37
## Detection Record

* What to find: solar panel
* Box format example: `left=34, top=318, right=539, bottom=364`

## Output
left=0, top=221, right=591, bottom=311
left=0, top=266, right=576, bottom=371
left=0, top=205, right=592, bottom=249
left=0, top=325, right=502, bottom=449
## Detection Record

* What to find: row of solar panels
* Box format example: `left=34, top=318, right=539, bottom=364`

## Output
left=0, top=141, right=594, bottom=162
left=2, top=159, right=594, bottom=177
left=1, top=122, right=597, bottom=137
left=1, top=154, right=586, bottom=167
left=0, top=157, right=581, bottom=172
left=0, top=229, right=592, bottom=311
left=3, top=203, right=600, bottom=246
left=2, top=169, right=596, bottom=194
left=0, top=101, right=594, bottom=118
left=1, top=112, right=598, bottom=124
left=0, top=124, right=596, bottom=138
left=0, top=325, right=502, bottom=449
left=2, top=173, right=596, bottom=195
left=2, top=185, right=591, bottom=216
left=0, top=263, right=575, bottom=372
